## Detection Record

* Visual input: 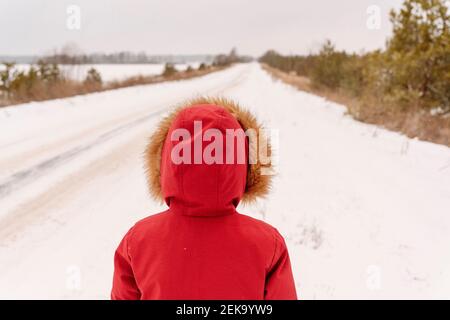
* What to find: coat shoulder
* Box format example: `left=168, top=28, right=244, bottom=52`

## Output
left=134, top=210, right=170, bottom=228
left=234, top=213, right=285, bottom=243
left=126, top=210, right=171, bottom=244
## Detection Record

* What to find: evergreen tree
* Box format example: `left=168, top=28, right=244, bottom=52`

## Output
left=386, top=0, right=450, bottom=110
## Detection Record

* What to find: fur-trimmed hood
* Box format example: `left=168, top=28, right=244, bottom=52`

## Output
left=144, top=97, right=272, bottom=215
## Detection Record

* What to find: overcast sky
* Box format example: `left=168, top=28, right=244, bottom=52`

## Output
left=0, top=0, right=405, bottom=56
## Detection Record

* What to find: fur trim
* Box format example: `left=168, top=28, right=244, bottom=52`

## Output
left=144, top=96, right=272, bottom=204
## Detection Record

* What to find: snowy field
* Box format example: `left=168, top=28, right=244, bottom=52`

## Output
left=0, top=63, right=449, bottom=299
left=0, top=63, right=200, bottom=83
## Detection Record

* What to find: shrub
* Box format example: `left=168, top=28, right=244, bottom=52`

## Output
left=162, top=63, right=177, bottom=77
left=84, top=68, right=102, bottom=85
left=0, top=62, right=15, bottom=98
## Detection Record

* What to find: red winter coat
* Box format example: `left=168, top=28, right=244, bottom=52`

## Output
left=111, top=97, right=297, bottom=300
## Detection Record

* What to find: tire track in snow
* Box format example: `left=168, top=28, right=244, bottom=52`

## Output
left=0, top=108, right=165, bottom=200
left=0, top=129, right=146, bottom=243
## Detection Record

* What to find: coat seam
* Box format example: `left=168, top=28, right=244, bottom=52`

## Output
left=126, top=226, right=134, bottom=261
left=126, top=226, right=142, bottom=297
left=268, top=229, right=279, bottom=273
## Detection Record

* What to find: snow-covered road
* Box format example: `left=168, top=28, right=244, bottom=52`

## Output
left=0, top=63, right=449, bottom=299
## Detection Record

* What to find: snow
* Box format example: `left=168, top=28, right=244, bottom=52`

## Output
left=0, top=63, right=449, bottom=299
left=0, top=63, right=200, bottom=83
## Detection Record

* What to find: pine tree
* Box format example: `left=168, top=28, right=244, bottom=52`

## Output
left=386, top=0, right=450, bottom=111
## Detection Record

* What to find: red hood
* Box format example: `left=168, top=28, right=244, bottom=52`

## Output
left=145, top=97, right=272, bottom=216
left=161, top=104, right=247, bottom=216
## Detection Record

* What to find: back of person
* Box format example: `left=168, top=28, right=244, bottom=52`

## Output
left=111, top=98, right=297, bottom=300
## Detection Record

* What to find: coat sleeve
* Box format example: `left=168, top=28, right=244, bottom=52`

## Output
left=264, top=230, right=298, bottom=300
left=111, top=228, right=141, bottom=300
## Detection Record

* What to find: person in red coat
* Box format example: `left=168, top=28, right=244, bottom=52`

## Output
left=111, top=97, right=297, bottom=300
